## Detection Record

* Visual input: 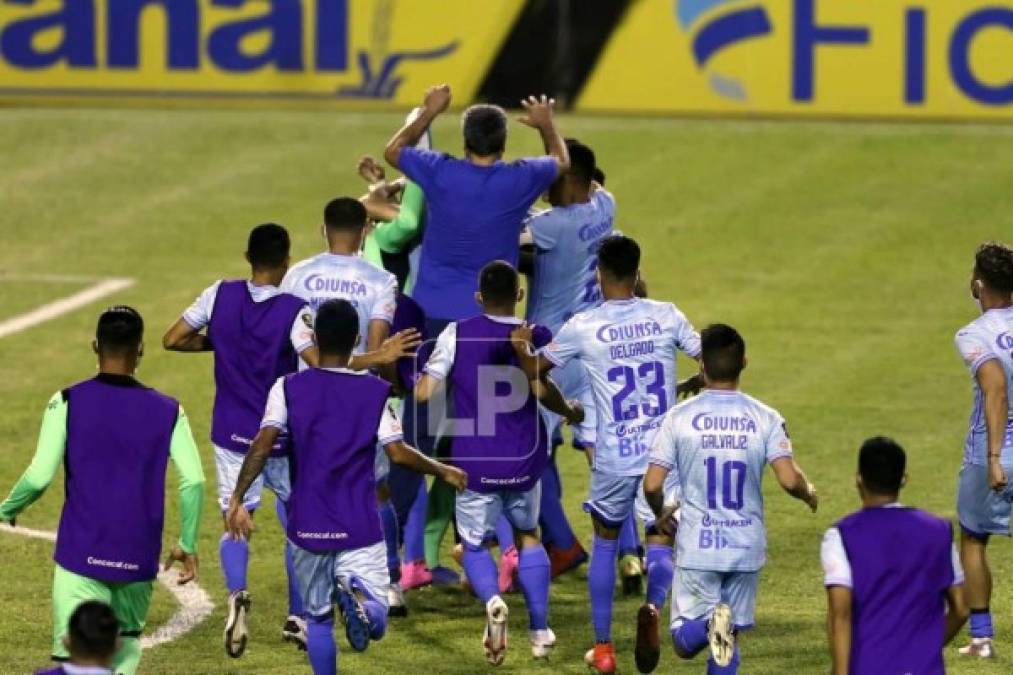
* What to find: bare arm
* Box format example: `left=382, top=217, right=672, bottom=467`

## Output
left=977, top=360, right=1010, bottom=490
left=384, top=85, right=449, bottom=170
left=518, top=95, right=570, bottom=173
left=162, top=317, right=212, bottom=352
left=826, top=586, right=852, bottom=675
left=770, top=456, right=818, bottom=511
left=233, top=427, right=277, bottom=504
left=385, top=440, right=466, bottom=490
left=347, top=329, right=421, bottom=372
left=945, top=584, right=970, bottom=645
left=531, top=375, right=583, bottom=424
left=643, top=464, right=669, bottom=517
left=300, top=345, right=320, bottom=369
left=413, top=373, right=443, bottom=403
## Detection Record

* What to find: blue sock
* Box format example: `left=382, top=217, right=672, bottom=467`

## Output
left=219, top=534, right=248, bottom=594
left=589, top=535, right=619, bottom=643
left=495, top=516, right=516, bottom=552
left=970, top=609, right=994, bottom=638
left=539, top=461, right=577, bottom=549
left=673, top=618, right=709, bottom=657
left=618, top=514, right=640, bottom=557
left=275, top=500, right=303, bottom=617
left=462, top=545, right=500, bottom=603
left=517, top=545, right=551, bottom=630
left=404, top=480, right=428, bottom=563
left=379, top=501, right=401, bottom=582
left=306, top=616, right=337, bottom=675
left=707, top=645, right=740, bottom=674
left=645, top=543, right=674, bottom=609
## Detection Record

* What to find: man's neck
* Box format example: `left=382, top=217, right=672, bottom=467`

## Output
left=250, top=268, right=284, bottom=288
left=861, top=493, right=899, bottom=508
left=705, top=381, right=739, bottom=392
left=318, top=353, right=352, bottom=369
left=97, top=359, right=136, bottom=377
left=466, top=152, right=499, bottom=167
left=483, top=305, right=516, bottom=318
left=981, top=291, right=1013, bottom=312
left=326, top=238, right=360, bottom=256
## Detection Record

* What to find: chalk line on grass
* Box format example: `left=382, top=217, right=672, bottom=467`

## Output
left=0, top=523, right=215, bottom=650
left=0, top=277, right=136, bottom=339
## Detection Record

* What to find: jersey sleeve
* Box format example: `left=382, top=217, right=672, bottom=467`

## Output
left=423, top=323, right=458, bottom=380
left=374, top=181, right=425, bottom=254
left=181, top=281, right=222, bottom=330
left=764, top=414, right=794, bottom=463
left=647, top=411, right=679, bottom=471
left=398, top=148, right=445, bottom=192
left=672, top=305, right=702, bottom=358
left=377, top=401, right=404, bottom=446
left=526, top=209, right=562, bottom=251
left=540, top=318, right=581, bottom=369
left=821, top=526, right=853, bottom=588
left=518, top=156, right=560, bottom=197
left=531, top=325, right=554, bottom=351
left=371, top=274, right=398, bottom=324
left=0, top=392, right=67, bottom=522
left=261, top=378, right=289, bottom=432
left=290, top=305, right=315, bottom=354
left=168, top=406, right=206, bottom=555
left=955, top=326, right=996, bottom=375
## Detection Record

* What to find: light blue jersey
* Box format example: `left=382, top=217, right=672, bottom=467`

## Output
left=649, top=390, right=793, bottom=572
left=954, top=306, right=1013, bottom=466
left=525, top=189, right=616, bottom=334
left=542, top=297, right=700, bottom=476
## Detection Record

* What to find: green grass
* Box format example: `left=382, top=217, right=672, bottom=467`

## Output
left=1, top=107, right=1012, bottom=674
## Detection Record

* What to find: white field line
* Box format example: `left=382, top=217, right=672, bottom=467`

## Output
left=0, top=523, right=214, bottom=650
left=0, top=277, right=135, bottom=339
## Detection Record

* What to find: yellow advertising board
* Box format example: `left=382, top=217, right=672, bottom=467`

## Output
left=0, top=0, right=523, bottom=106
left=579, top=0, right=1012, bottom=119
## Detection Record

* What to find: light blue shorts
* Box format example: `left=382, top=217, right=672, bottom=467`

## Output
left=215, top=445, right=290, bottom=511
left=456, top=483, right=541, bottom=548
left=957, top=462, right=1013, bottom=538
left=583, top=471, right=642, bottom=529
left=290, top=540, right=390, bottom=619
left=671, top=567, right=759, bottom=631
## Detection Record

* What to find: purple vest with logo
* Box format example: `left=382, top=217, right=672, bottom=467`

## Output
left=207, top=280, right=305, bottom=456
left=284, top=369, right=391, bottom=553
left=391, top=293, right=427, bottom=389
left=55, top=375, right=178, bottom=583
left=449, top=316, right=551, bottom=493
left=837, top=507, right=954, bottom=675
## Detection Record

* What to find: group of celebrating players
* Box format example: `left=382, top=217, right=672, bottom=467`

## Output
left=2, top=83, right=1012, bottom=675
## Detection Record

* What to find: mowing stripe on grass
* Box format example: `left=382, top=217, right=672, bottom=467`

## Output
left=0, top=523, right=214, bottom=650
left=0, top=277, right=135, bottom=339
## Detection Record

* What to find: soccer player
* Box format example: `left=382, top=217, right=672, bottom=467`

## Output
left=162, top=223, right=316, bottom=655
left=225, top=299, right=466, bottom=675
left=953, top=241, right=1013, bottom=658
left=35, top=601, right=119, bottom=675
left=522, top=139, right=615, bottom=577
left=822, top=436, right=968, bottom=674
left=643, top=323, right=818, bottom=675
left=0, top=306, right=205, bottom=675
left=512, top=235, right=704, bottom=674
left=414, top=261, right=583, bottom=665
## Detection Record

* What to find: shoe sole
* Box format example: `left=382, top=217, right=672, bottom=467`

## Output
left=484, top=602, right=509, bottom=665
left=708, top=604, right=735, bottom=667
left=224, top=593, right=251, bottom=659
left=337, top=590, right=371, bottom=653
left=635, top=604, right=660, bottom=673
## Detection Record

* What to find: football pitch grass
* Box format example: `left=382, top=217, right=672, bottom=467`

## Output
left=1, top=107, right=1011, bottom=674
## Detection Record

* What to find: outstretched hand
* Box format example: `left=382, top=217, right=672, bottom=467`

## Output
left=357, top=155, right=385, bottom=184
left=377, top=329, right=422, bottom=364
left=518, top=95, right=556, bottom=130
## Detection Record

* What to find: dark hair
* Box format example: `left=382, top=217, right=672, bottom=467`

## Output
left=975, top=241, right=1013, bottom=295
left=634, top=276, right=649, bottom=298
left=597, top=235, right=640, bottom=281
left=67, top=601, right=119, bottom=659
left=566, top=140, right=596, bottom=186
left=247, top=223, right=290, bottom=270
left=462, top=104, right=507, bottom=157
left=479, top=260, right=519, bottom=306
left=324, top=197, right=367, bottom=231
left=700, top=324, right=746, bottom=382
left=593, top=167, right=606, bottom=186
left=314, top=299, right=359, bottom=355
left=858, top=436, right=906, bottom=495
left=96, top=306, right=143, bottom=354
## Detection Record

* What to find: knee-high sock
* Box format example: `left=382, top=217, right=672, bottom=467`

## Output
left=404, top=479, right=428, bottom=563
left=379, top=501, right=401, bottom=582
left=495, top=515, right=516, bottom=552
left=219, top=533, right=249, bottom=594
left=970, top=609, right=994, bottom=638
left=539, top=460, right=577, bottom=550
left=275, top=500, right=304, bottom=617
left=645, top=543, right=674, bottom=609
left=618, top=514, right=640, bottom=558
left=307, top=616, right=338, bottom=675
left=462, top=546, right=500, bottom=603
left=673, top=618, right=709, bottom=657
left=707, top=645, right=741, bottom=674
left=517, top=545, right=551, bottom=630
left=589, top=535, right=619, bottom=643
left=424, top=478, right=455, bottom=567
left=112, top=636, right=142, bottom=675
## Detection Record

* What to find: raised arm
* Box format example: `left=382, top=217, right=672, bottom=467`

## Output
left=517, top=95, right=570, bottom=173
left=770, top=456, right=818, bottom=512
left=0, top=392, right=67, bottom=524
left=385, top=84, right=450, bottom=170
left=977, top=360, right=1010, bottom=490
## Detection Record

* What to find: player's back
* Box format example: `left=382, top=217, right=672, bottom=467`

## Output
left=281, top=252, right=396, bottom=353
left=526, top=189, right=615, bottom=334
left=955, top=306, right=1013, bottom=465
left=546, top=297, right=699, bottom=476
left=662, top=390, right=792, bottom=572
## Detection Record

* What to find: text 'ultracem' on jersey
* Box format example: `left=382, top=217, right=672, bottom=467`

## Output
left=542, top=297, right=701, bottom=476
left=649, top=390, right=793, bottom=573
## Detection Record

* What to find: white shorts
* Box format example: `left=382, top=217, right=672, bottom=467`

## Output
left=455, top=483, right=541, bottom=548
left=671, top=567, right=759, bottom=631
left=214, top=445, right=290, bottom=511
left=290, top=540, right=390, bottom=619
